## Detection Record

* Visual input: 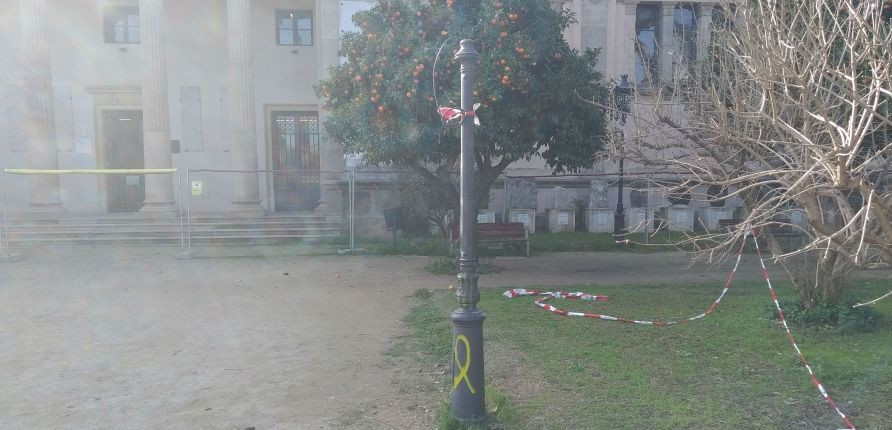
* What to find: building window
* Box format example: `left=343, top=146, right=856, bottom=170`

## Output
left=104, top=6, right=140, bottom=44
left=634, top=4, right=661, bottom=87
left=276, top=10, right=313, bottom=46
left=711, top=5, right=736, bottom=31
left=674, top=4, right=698, bottom=63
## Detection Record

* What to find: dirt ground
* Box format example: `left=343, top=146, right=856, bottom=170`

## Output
left=2, top=247, right=889, bottom=429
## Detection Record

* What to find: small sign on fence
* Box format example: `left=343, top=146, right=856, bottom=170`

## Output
left=191, top=180, right=203, bottom=196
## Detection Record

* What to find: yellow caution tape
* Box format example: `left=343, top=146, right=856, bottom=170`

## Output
left=3, top=168, right=177, bottom=175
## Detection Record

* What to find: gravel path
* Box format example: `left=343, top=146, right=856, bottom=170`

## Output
left=2, top=247, right=887, bottom=429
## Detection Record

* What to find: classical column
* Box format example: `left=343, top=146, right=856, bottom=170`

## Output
left=697, top=4, right=714, bottom=62
left=660, top=3, right=676, bottom=84
left=314, top=0, right=345, bottom=216
left=20, top=0, right=64, bottom=215
left=227, top=0, right=264, bottom=216
left=605, top=0, right=618, bottom=78
left=139, top=0, right=176, bottom=213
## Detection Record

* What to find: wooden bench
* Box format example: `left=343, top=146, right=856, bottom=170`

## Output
left=448, top=222, right=529, bottom=257
left=718, top=218, right=743, bottom=232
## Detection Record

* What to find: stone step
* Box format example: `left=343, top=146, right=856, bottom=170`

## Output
left=6, top=215, right=333, bottom=225
left=0, top=213, right=343, bottom=246
left=7, top=227, right=339, bottom=238
left=5, top=233, right=340, bottom=246
left=3, top=220, right=340, bottom=231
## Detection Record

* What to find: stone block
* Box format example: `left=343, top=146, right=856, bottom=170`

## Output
left=477, top=210, right=495, bottom=224
left=589, top=179, right=608, bottom=208
left=626, top=207, right=653, bottom=232
left=703, top=207, right=734, bottom=231
left=547, top=209, right=575, bottom=233
left=506, top=178, right=537, bottom=209
left=586, top=208, right=614, bottom=233
left=508, top=209, right=536, bottom=233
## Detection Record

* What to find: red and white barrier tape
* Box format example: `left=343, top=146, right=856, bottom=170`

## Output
left=501, top=289, right=609, bottom=302
left=502, top=229, right=857, bottom=429
left=752, top=230, right=856, bottom=430
left=503, top=231, right=748, bottom=326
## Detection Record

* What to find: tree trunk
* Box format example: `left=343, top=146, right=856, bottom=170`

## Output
left=765, top=234, right=851, bottom=308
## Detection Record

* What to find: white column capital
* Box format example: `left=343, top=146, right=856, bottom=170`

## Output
left=624, top=1, right=639, bottom=15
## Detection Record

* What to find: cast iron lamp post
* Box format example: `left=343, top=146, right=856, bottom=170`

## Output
left=613, top=75, right=632, bottom=242
left=450, top=39, right=486, bottom=424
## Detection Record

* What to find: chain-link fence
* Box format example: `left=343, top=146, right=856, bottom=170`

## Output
left=335, top=169, right=747, bottom=254
left=1, top=166, right=751, bottom=259
left=178, top=169, right=345, bottom=257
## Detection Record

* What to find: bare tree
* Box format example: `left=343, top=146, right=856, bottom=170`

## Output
left=597, top=0, right=892, bottom=307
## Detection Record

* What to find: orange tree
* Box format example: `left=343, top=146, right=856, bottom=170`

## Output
left=317, top=0, right=607, bottom=214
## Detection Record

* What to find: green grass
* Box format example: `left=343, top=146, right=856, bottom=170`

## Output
left=425, top=258, right=505, bottom=275
left=361, top=231, right=685, bottom=257
left=363, top=235, right=452, bottom=256
left=406, top=280, right=892, bottom=429
left=434, top=386, right=521, bottom=430
left=529, top=230, right=680, bottom=253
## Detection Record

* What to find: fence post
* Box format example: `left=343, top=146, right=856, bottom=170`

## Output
left=177, top=169, right=193, bottom=259
left=177, top=169, right=184, bottom=255
left=645, top=173, right=650, bottom=245
left=504, top=173, right=509, bottom=224
left=349, top=169, right=355, bottom=251
left=0, top=169, right=22, bottom=262
left=1, top=169, right=9, bottom=258
left=186, top=169, right=192, bottom=256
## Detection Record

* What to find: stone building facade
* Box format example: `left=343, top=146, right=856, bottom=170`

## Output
left=0, top=0, right=727, bottom=227
left=1, top=0, right=345, bottom=216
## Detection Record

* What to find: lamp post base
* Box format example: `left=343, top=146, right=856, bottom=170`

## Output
left=614, top=211, right=627, bottom=243
left=450, top=308, right=487, bottom=425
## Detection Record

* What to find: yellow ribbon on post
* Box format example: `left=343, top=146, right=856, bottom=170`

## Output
left=452, top=334, right=476, bottom=394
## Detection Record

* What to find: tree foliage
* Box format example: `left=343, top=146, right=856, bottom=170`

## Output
left=317, top=0, right=607, bottom=212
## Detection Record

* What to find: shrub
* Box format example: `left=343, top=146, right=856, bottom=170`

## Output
left=766, top=299, right=879, bottom=333
left=413, top=288, right=432, bottom=299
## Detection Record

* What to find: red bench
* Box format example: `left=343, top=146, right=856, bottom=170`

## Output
left=448, top=222, right=529, bottom=257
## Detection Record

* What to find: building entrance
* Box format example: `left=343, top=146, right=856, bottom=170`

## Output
left=102, top=110, right=144, bottom=212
